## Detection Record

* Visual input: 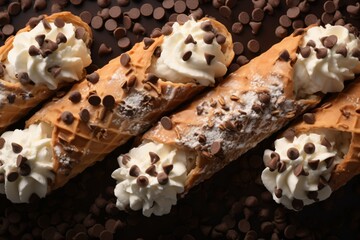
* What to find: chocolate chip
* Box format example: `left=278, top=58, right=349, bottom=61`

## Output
left=75, top=27, right=86, bottom=40
left=335, top=44, right=347, bottom=57
left=153, top=7, right=166, bottom=20
left=324, top=1, right=336, bottom=13
left=275, top=26, right=288, bottom=38
left=54, top=17, right=65, bottom=28
left=157, top=172, right=169, bottom=185
left=16, top=155, right=27, bottom=167
left=161, top=25, right=173, bottom=36
left=91, top=16, right=103, bottom=30
left=0, top=173, right=4, bottom=183
left=174, top=0, right=186, bottom=13
left=98, top=43, right=112, bottom=57
left=61, top=111, right=75, bottom=124
left=137, top=176, right=149, bottom=187
left=291, top=199, right=304, bottom=211
left=19, top=163, right=31, bottom=176
left=0, top=138, right=5, bottom=149
left=162, top=164, right=173, bottom=175
left=149, top=152, right=160, bottom=165
left=109, top=6, right=122, bottom=19
left=321, top=12, right=333, bottom=24
left=325, top=157, right=334, bottom=168
left=211, top=140, right=222, bottom=155
left=113, top=27, right=127, bottom=40
left=299, top=46, right=311, bottom=58
left=102, top=95, right=115, bottom=109
left=306, top=40, right=316, bottom=48
left=7, top=171, right=19, bottom=182
left=279, top=15, right=292, bottom=28
left=238, top=11, right=250, bottom=24
left=145, top=73, right=158, bottom=83
left=145, top=165, right=157, bottom=177
left=219, top=5, right=232, bottom=18
left=8, top=2, right=21, bottom=16
left=293, top=27, right=304, bottom=36
left=34, top=0, right=47, bottom=11
left=129, top=165, right=140, bottom=177
left=308, top=159, right=320, bottom=170
left=184, top=34, right=197, bottom=44
left=278, top=50, right=290, bottom=61
left=304, top=14, right=318, bottom=26
left=322, top=35, right=337, bottom=49
left=238, top=219, right=251, bottom=233
left=232, top=22, right=243, bottom=34
left=249, top=21, right=262, bottom=34
left=11, top=143, right=23, bottom=153
left=182, top=51, right=192, bottom=61
left=204, top=53, right=215, bottom=65
left=303, top=113, right=315, bottom=124
left=352, top=49, right=360, bottom=60
left=161, top=116, right=173, bottom=130
left=28, top=45, right=41, bottom=56
left=41, top=39, right=58, bottom=57
left=320, top=137, right=331, bottom=149
left=252, top=8, right=264, bottom=22
left=186, top=0, right=199, bottom=9
left=200, top=21, right=213, bottom=31
left=294, top=164, right=308, bottom=176
left=42, top=19, right=51, bottom=30
left=303, top=142, right=315, bottom=154
left=287, top=147, right=299, bottom=160
left=18, top=72, right=32, bottom=85
left=48, top=66, right=61, bottom=78
left=119, top=53, right=131, bottom=67
left=56, top=32, right=67, bottom=45
left=71, top=0, right=84, bottom=6
left=307, top=191, right=318, bottom=200
left=203, top=32, right=215, bottom=44
left=79, top=109, right=90, bottom=123
left=278, top=161, right=287, bottom=173
left=247, top=39, right=260, bottom=53
left=216, top=34, right=226, bottom=45
left=69, top=91, right=81, bottom=103
left=143, top=37, right=155, bottom=49
left=88, top=94, right=101, bottom=106
left=287, top=7, right=300, bottom=19
left=258, top=92, right=271, bottom=104
left=268, top=156, right=279, bottom=171
left=274, top=188, right=282, bottom=198
left=34, top=34, right=45, bottom=47
left=86, top=72, right=100, bottom=84
left=7, top=94, right=15, bottom=104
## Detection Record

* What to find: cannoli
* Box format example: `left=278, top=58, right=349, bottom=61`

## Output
left=262, top=77, right=360, bottom=211
left=0, top=17, right=234, bottom=203
left=0, top=12, right=92, bottom=132
left=112, top=24, right=360, bottom=217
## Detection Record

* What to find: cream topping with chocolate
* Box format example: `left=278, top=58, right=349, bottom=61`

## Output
left=261, top=131, right=350, bottom=210
left=149, top=18, right=228, bottom=86
left=0, top=123, right=54, bottom=203
left=5, top=19, right=91, bottom=89
left=112, top=142, right=193, bottom=217
left=293, top=24, right=360, bottom=97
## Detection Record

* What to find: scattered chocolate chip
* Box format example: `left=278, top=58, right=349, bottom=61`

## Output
left=275, top=26, right=288, bottom=38
left=91, top=16, right=103, bottom=30
left=75, top=27, right=86, bottom=40
left=304, top=142, right=315, bottom=154
left=18, top=72, right=33, bottom=85
left=54, top=17, right=65, bottom=28
left=133, top=22, right=145, bottom=35
left=308, top=159, right=320, bottom=170
left=69, top=91, right=81, bottom=103
left=203, top=32, right=215, bottom=44
left=200, top=21, right=213, bottom=31
left=41, top=39, right=58, bottom=57
left=291, top=199, right=304, bottom=210
left=104, top=19, right=117, bottom=32
left=109, top=6, right=122, bottom=18
left=294, top=164, right=308, bottom=176
left=299, top=46, right=311, bottom=58
left=219, top=5, right=232, bottom=18
left=86, top=72, right=100, bottom=84
left=238, top=219, right=251, bottom=233
left=307, top=191, right=318, bottom=200
left=287, top=7, right=300, bottom=19
left=322, top=35, right=337, bottom=49
left=238, top=12, right=250, bottom=24
left=232, top=22, right=243, bottom=34
left=79, top=109, right=90, bottom=123
left=145, top=165, right=157, bottom=177
left=153, top=7, right=166, bottom=20
left=56, top=32, right=67, bottom=44
left=137, top=176, right=149, bottom=187
left=249, top=21, right=262, bottom=34
left=252, top=8, right=264, bottom=22
left=157, top=172, right=169, bottom=185
left=88, top=94, right=101, bottom=106
left=211, top=140, right=222, bottom=155
left=113, top=27, right=127, bottom=40
left=8, top=2, right=21, bottom=16
left=34, top=0, right=47, bottom=11
left=28, top=45, right=41, bottom=56
left=324, top=0, right=336, bottom=13
left=306, top=40, right=316, bottom=48
left=321, top=12, right=333, bottom=24
left=161, top=25, right=173, bottom=36
left=160, top=116, right=173, bottom=130
left=11, top=142, right=23, bottom=153
left=278, top=50, right=290, bottom=61
left=216, top=34, right=226, bottom=45
left=162, top=164, right=173, bottom=175
left=204, top=53, right=215, bottom=65
left=247, top=39, right=260, bottom=53
left=61, top=111, right=75, bottom=124
left=102, top=95, right=115, bottom=109
left=287, top=147, right=299, bottom=160
left=303, top=113, right=315, bottom=124
left=335, top=44, right=347, bottom=57
left=279, top=15, right=292, bottom=28
left=129, top=165, right=140, bottom=177
left=143, top=37, right=155, bottom=50
left=304, top=14, right=318, bottom=26
left=7, top=171, right=19, bottom=182
left=182, top=51, right=192, bottom=61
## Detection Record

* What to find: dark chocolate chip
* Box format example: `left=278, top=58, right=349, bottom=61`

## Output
left=143, top=37, right=155, bottom=49
left=86, top=72, right=100, bottom=84
left=137, top=176, right=149, bottom=187
left=204, top=32, right=215, bottom=44
left=321, top=12, right=333, bottom=24
left=11, top=143, right=23, bottom=153
left=303, top=113, right=315, bottom=124
left=8, top=2, right=21, bottom=16
left=321, top=137, right=331, bottom=149
left=308, top=159, right=320, bottom=170
left=211, top=140, right=222, bottom=155
left=145, top=165, right=157, bottom=177
left=219, top=5, right=232, bottom=18
left=54, top=17, right=65, bottom=28
left=200, top=21, right=213, bottom=31
left=322, top=35, right=337, bottom=49
left=7, top=94, right=15, bottom=104
left=91, top=16, right=103, bottom=30
left=133, top=23, right=145, bottom=35
left=145, top=73, right=158, bottom=83
left=41, top=39, right=58, bottom=57
left=162, top=164, right=173, bottom=175
left=204, top=53, right=215, bottom=65
left=113, top=27, right=127, bottom=40
left=352, top=49, right=360, bottom=60
left=7, top=171, right=19, bottom=182
left=161, top=25, right=173, bottom=36
left=304, top=142, right=315, bottom=154
left=278, top=161, right=287, bottom=173
left=294, top=164, right=308, bottom=177
left=274, top=188, right=282, bottom=198
left=88, top=95, right=101, bottom=106
left=216, top=34, right=226, bottom=45
left=109, top=6, right=122, bottom=18
left=182, top=51, right=192, bottom=61
left=324, top=1, right=336, bottom=13
left=232, top=22, right=243, bottom=34
left=252, top=8, right=264, bottom=22
left=279, top=15, right=292, bottom=28
left=291, top=199, right=304, bottom=210
left=69, top=91, right=81, bottom=103
left=19, top=163, right=31, bottom=176
left=153, top=7, right=166, bottom=20
left=275, top=26, right=288, bottom=38
left=184, top=34, right=197, bottom=45
left=79, top=109, right=90, bottom=123
left=258, top=92, right=271, bottom=104
left=61, top=111, right=75, bottom=124
left=18, top=72, right=32, bottom=85
left=160, top=116, right=173, bottom=130
left=157, top=172, right=169, bottom=185
left=304, top=14, right=318, bottom=26
left=278, top=50, right=290, bottom=61
left=100, top=94, right=115, bottom=110
left=306, top=40, right=316, bottom=48
left=174, top=0, right=186, bottom=13
left=28, top=45, right=41, bottom=56
left=42, top=19, right=51, bottom=30
left=75, top=27, right=86, bottom=40
left=287, top=147, right=299, bottom=160
left=249, top=21, right=262, bottom=34
left=233, top=42, right=244, bottom=55
left=0, top=138, right=5, bottom=149
left=34, top=0, right=47, bottom=11
left=35, top=34, right=45, bottom=46
left=98, top=43, right=112, bottom=57
left=104, top=19, right=117, bottom=32
left=129, top=165, right=140, bottom=177
left=287, top=7, right=300, bottom=19
left=16, top=155, right=27, bottom=167
left=56, top=32, right=67, bottom=44
left=325, top=157, right=334, bottom=168
left=299, top=46, right=311, bottom=58
left=247, top=39, right=260, bottom=53
left=335, top=44, right=347, bottom=57
left=120, top=53, right=131, bottom=67
left=238, top=12, right=250, bottom=24
left=48, top=66, right=61, bottom=77
left=307, top=191, right=318, bottom=200
left=148, top=152, right=160, bottom=165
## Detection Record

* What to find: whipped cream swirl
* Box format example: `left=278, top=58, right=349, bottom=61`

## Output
left=112, top=142, right=190, bottom=217
left=261, top=131, right=349, bottom=210
left=149, top=18, right=228, bottom=86
left=294, top=24, right=360, bottom=97
left=6, top=20, right=91, bottom=89
left=0, top=123, right=54, bottom=203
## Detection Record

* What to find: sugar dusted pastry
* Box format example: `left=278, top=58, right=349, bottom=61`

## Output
left=262, top=77, right=360, bottom=211
left=0, top=17, right=234, bottom=203
left=0, top=12, right=92, bottom=132
left=112, top=24, right=360, bottom=217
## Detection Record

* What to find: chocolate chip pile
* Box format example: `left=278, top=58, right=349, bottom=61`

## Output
left=0, top=0, right=360, bottom=239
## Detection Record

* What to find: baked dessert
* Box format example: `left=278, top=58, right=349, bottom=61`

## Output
left=0, top=12, right=92, bottom=132
left=112, top=24, right=360, bottom=217
left=0, top=0, right=359, bottom=239
left=262, top=76, right=360, bottom=211
left=0, top=16, right=233, bottom=203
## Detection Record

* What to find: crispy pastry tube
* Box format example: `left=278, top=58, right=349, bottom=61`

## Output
left=0, top=12, right=92, bottom=132
left=0, top=17, right=234, bottom=203
left=262, top=77, right=360, bottom=211
left=112, top=24, right=360, bottom=216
